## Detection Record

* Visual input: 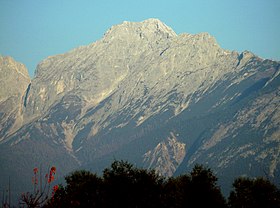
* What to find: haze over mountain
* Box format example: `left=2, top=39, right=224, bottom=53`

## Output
left=1, top=19, right=279, bottom=199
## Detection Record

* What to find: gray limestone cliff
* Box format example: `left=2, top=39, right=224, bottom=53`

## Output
left=0, top=56, right=30, bottom=141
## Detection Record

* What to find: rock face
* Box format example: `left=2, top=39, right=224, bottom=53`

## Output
left=0, top=56, right=30, bottom=141
left=1, top=19, right=280, bottom=198
left=143, top=132, right=186, bottom=177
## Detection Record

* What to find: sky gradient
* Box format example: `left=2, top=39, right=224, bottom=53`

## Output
left=0, top=0, right=279, bottom=77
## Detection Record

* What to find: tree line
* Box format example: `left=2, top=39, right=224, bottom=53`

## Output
left=21, top=160, right=280, bottom=208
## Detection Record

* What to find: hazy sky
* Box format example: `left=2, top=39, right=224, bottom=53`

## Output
left=0, top=0, right=279, bottom=77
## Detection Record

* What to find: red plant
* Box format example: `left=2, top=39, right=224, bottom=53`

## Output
left=52, top=185, right=59, bottom=193
left=51, top=184, right=59, bottom=200
left=50, top=166, right=56, bottom=173
left=32, top=167, right=39, bottom=189
left=20, top=166, right=58, bottom=208
left=33, top=167, right=38, bottom=174
left=48, top=166, right=56, bottom=183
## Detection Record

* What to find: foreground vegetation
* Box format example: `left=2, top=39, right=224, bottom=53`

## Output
left=21, top=160, right=280, bottom=208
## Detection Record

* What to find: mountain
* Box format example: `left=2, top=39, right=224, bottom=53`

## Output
left=0, top=56, right=30, bottom=141
left=1, top=19, right=280, bottom=199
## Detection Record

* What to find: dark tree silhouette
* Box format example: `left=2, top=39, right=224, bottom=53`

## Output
left=45, top=170, right=103, bottom=208
left=163, top=174, right=191, bottom=208
left=228, top=177, right=280, bottom=208
left=42, top=161, right=280, bottom=208
left=164, top=164, right=226, bottom=208
left=187, top=164, right=227, bottom=208
left=102, top=160, right=164, bottom=208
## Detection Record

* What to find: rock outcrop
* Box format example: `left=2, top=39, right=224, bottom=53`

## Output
left=0, top=56, right=30, bottom=141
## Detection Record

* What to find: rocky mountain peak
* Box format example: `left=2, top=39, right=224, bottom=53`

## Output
left=140, top=18, right=177, bottom=36
left=103, top=18, right=177, bottom=42
left=0, top=56, right=30, bottom=79
left=0, top=56, right=30, bottom=101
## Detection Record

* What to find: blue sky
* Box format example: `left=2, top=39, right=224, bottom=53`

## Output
left=0, top=0, right=279, bottom=77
